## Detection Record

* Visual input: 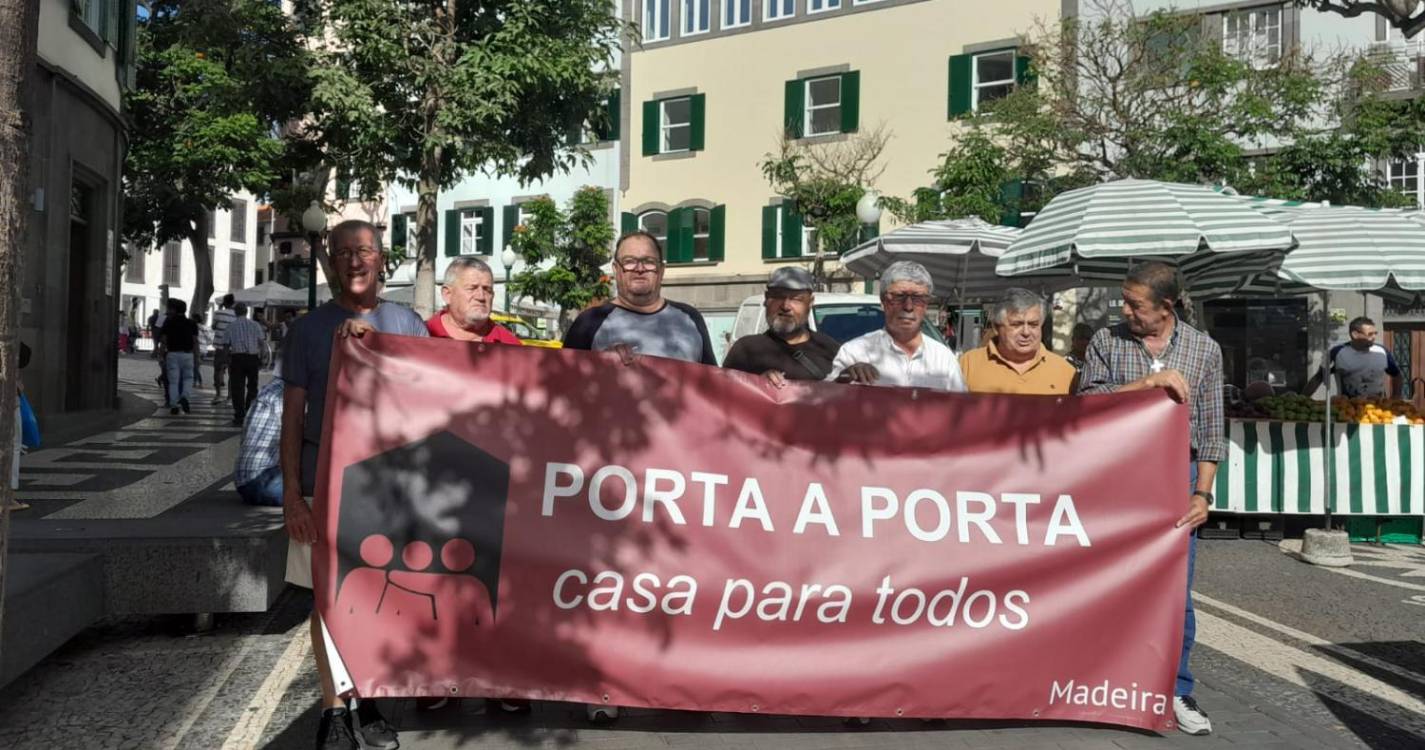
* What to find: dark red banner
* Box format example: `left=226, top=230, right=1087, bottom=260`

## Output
left=314, top=333, right=1189, bottom=732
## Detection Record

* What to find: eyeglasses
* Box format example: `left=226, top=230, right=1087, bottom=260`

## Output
left=884, top=293, right=933, bottom=307
left=332, top=246, right=380, bottom=261
left=616, top=256, right=661, bottom=271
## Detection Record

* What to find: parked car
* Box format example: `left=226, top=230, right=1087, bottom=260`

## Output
left=730, top=292, right=948, bottom=347
left=493, top=312, right=562, bottom=349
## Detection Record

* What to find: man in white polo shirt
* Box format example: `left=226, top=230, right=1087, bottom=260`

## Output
left=1304, top=316, right=1402, bottom=399
left=828, top=260, right=967, bottom=392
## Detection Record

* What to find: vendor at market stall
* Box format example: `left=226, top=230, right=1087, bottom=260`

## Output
left=1302, top=316, right=1402, bottom=399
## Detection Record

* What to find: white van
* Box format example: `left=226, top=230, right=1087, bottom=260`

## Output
left=730, top=292, right=948, bottom=347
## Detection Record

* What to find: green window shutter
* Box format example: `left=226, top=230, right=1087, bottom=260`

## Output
left=335, top=171, right=351, bottom=202
left=689, top=93, right=707, bottom=151
left=999, top=180, right=1024, bottom=227
left=620, top=211, right=638, bottom=236
left=502, top=204, right=520, bottom=251
left=668, top=207, right=695, bottom=264
left=642, top=99, right=660, bottom=156
left=1015, top=55, right=1035, bottom=88
left=478, top=206, right=495, bottom=254
left=709, top=204, right=726, bottom=262
left=840, top=71, right=860, bottom=133
left=948, top=53, right=972, bottom=118
left=784, top=79, right=804, bottom=139
left=761, top=205, right=778, bottom=259
left=443, top=209, right=461, bottom=257
left=781, top=201, right=802, bottom=259
left=392, top=213, right=408, bottom=253
left=604, top=89, right=621, bottom=141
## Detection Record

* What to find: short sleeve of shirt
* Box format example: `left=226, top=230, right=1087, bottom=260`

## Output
left=487, top=324, right=524, bottom=346
left=281, top=318, right=312, bottom=390
left=1386, top=349, right=1402, bottom=377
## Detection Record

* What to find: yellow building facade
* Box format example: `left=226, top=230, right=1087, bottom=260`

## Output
left=619, top=0, right=1068, bottom=338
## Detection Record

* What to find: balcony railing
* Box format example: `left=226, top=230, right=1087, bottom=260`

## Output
left=1366, top=39, right=1425, bottom=93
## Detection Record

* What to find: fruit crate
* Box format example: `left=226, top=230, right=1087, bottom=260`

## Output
left=1239, top=514, right=1284, bottom=541
left=1198, top=515, right=1241, bottom=540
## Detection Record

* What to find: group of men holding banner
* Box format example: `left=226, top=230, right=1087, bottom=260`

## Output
left=279, top=221, right=1223, bottom=749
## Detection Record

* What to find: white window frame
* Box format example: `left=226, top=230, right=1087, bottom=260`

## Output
left=765, top=0, right=794, bottom=22
left=403, top=213, right=419, bottom=258
left=76, top=0, right=104, bottom=36
left=639, top=210, right=669, bottom=249
left=808, top=0, right=842, bottom=14
left=1222, top=6, right=1282, bottom=70
left=972, top=49, right=1017, bottom=112
left=163, top=240, right=182, bottom=286
left=125, top=245, right=145, bottom=284
left=660, top=97, right=693, bottom=154
left=460, top=211, right=485, bottom=255
left=804, top=75, right=843, bottom=138
left=229, top=249, right=246, bottom=291
left=681, top=0, right=709, bottom=36
left=723, top=0, right=751, bottom=29
left=643, top=0, right=670, bottom=42
left=691, top=207, right=711, bottom=260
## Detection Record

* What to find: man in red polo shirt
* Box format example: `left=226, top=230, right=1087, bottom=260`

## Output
left=427, top=257, right=524, bottom=344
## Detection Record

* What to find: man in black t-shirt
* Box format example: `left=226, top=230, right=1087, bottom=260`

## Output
left=723, top=267, right=840, bottom=386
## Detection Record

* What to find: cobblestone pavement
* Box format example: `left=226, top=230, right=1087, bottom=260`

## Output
left=0, top=358, right=1421, bottom=748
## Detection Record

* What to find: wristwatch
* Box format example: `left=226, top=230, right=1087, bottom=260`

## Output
left=1191, top=490, right=1213, bottom=504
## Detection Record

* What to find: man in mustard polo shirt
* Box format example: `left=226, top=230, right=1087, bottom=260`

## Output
left=960, top=288, right=1076, bottom=395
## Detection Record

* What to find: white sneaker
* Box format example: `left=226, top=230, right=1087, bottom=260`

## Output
left=1173, top=695, right=1212, bottom=736
left=585, top=704, right=619, bottom=723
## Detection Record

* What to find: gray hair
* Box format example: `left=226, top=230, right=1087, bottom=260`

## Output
left=879, top=260, right=934, bottom=295
left=443, top=256, right=494, bottom=287
left=992, top=287, right=1045, bottom=324
left=330, top=219, right=382, bottom=251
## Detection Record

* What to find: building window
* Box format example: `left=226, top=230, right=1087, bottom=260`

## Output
left=723, top=0, right=750, bottom=28
left=230, top=199, right=248, bottom=244
left=809, top=0, right=841, bottom=13
left=691, top=207, right=711, bottom=260
left=1389, top=157, right=1420, bottom=195
left=229, top=249, right=246, bottom=290
left=766, top=0, right=794, bottom=21
left=125, top=245, right=145, bottom=283
left=460, top=211, right=486, bottom=255
left=973, top=50, right=1017, bottom=110
left=1222, top=6, right=1282, bottom=69
left=682, top=0, right=709, bottom=36
left=805, top=76, right=843, bottom=137
left=661, top=97, right=693, bottom=153
left=639, top=210, right=668, bottom=249
left=643, top=0, right=670, bottom=42
left=163, top=240, right=182, bottom=285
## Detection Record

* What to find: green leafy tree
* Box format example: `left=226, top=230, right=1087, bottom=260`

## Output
left=303, top=0, right=624, bottom=315
left=926, top=4, right=1415, bottom=218
left=123, top=0, right=314, bottom=314
left=760, top=126, right=890, bottom=287
left=507, top=187, right=613, bottom=327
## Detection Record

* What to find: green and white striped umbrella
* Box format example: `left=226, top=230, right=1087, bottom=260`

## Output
left=995, top=179, right=1295, bottom=288
left=841, top=218, right=1073, bottom=302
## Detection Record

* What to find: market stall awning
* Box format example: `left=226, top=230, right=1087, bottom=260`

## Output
left=230, top=280, right=307, bottom=307
left=841, top=217, right=1071, bottom=302
left=995, top=179, right=1295, bottom=294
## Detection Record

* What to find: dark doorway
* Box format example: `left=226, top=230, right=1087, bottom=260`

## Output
left=66, top=182, right=94, bottom=411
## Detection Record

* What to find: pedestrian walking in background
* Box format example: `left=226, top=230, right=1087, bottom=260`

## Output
left=1066, top=322, right=1095, bottom=369
left=191, top=313, right=211, bottom=388
left=227, top=303, right=266, bottom=426
left=158, top=299, right=198, bottom=415
left=9, top=343, right=36, bottom=513
left=211, top=294, right=236, bottom=404
left=1076, top=261, right=1223, bottom=737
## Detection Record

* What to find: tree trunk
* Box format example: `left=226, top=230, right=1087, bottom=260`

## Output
left=0, top=0, right=41, bottom=651
left=413, top=167, right=439, bottom=317
left=189, top=215, right=215, bottom=317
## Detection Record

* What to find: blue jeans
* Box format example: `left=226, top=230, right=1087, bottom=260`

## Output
left=237, top=465, right=283, bottom=507
left=166, top=351, right=195, bottom=406
left=1178, top=464, right=1200, bottom=697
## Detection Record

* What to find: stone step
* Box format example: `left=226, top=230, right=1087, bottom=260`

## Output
left=0, top=552, right=106, bottom=689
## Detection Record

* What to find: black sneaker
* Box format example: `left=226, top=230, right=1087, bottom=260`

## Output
left=170, top=406, right=180, bottom=415
left=352, top=699, right=399, bottom=750
left=179, top=397, right=191, bottom=414
left=316, top=708, right=358, bottom=750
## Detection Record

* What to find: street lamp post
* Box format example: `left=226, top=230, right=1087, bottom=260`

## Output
left=301, top=201, right=327, bottom=309
left=501, top=244, right=518, bottom=314
left=855, top=190, right=884, bottom=294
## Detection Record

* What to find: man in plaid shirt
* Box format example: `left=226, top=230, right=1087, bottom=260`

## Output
left=1077, top=261, right=1224, bottom=738
left=235, top=378, right=283, bottom=506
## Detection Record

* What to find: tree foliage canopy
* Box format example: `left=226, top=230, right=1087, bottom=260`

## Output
left=507, top=187, right=613, bottom=322
left=123, top=0, right=314, bottom=311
